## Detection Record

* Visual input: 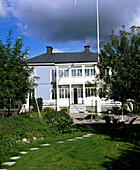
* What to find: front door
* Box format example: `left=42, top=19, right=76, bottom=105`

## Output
left=74, top=88, right=78, bottom=104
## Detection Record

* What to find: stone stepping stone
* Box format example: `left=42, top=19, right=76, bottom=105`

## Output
left=10, top=156, right=20, bottom=160
left=0, top=169, right=7, bottom=170
left=56, top=141, right=64, bottom=143
left=30, top=148, right=39, bottom=150
left=22, top=138, right=29, bottom=143
left=67, top=139, right=76, bottom=141
left=20, top=151, right=27, bottom=154
left=41, top=144, right=50, bottom=146
left=86, top=133, right=94, bottom=136
left=33, top=137, right=37, bottom=141
left=3, top=162, right=16, bottom=166
left=75, top=137, right=84, bottom=139
left=83, top=135, right=91, bottom=137
left=83, top=134, right=93, bottom=137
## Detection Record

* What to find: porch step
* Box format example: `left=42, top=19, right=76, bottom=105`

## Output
left=70, top=104, right=85, bottom=113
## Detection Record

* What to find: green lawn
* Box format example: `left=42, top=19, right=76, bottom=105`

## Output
left=3, top=133, right=139, bottom=170
left=1, top=112, right=139, bottom=169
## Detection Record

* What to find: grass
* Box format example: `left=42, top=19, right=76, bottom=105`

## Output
left=0, top=111, right=88, bottom=167
left=0, top=111, right=139, bottom=169
left=1, top=133, right=140, bottom=170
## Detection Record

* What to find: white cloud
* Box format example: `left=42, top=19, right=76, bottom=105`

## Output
left=0, top=0, right=16, bottom=17
left=0, top=0, right=8, bottom=17
left=53, top=48, right=63, bottom=53
left=1, top=0, right=140, bottom=49
left=131, top=11, right=140, bottom=27
left=17, top=23, right=32, bottom=36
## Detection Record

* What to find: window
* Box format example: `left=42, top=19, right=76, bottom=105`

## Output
left=85, top=69, right=89, bottom=76
left=85, top=68, right=96, bottom=76
left=59, top=89, right=61, bottom=98
left=64, top=70, right=69, bottom=77
left=91, top=68, right=95, bottom=76
left=59, top=88, right=69, bottom=98
left=71, top=69, right=82, bottom=77
left=85, top=87, right=97, bottom=97
left=72, top=69, right=76, bottom=76
left=78, top=88, right=83, bottom=98
left=59, top=69, right=69, bottom=77
left=77, top=69, right=82, bottom=76
left=51, top=70, right=56, bottom=82
left=51, top=89, right=57, bottom=99
left=59, top=70, right=63, bottom=77
left=62, top=89, right=64, bottom=98
left=65, top=89, right=68, bottom=98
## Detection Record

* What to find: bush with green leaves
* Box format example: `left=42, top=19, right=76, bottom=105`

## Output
left=45, top=110, right=77, bottom=134
left=0, top=115, right=48, bottom=163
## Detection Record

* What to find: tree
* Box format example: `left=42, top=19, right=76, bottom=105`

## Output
left=0, top=30, right=37, bottom=115
left=97, top=25, right=140, bottom=117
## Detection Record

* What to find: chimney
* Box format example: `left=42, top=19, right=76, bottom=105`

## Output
left=46, top=46, right=53, bottom=54
left=84, top=45, right=90, bottom=53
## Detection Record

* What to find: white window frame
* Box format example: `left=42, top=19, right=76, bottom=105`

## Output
left=51, top=89, right=57, bottom=99
left=50, top=69, right=56, bottom=82
left=58, top=69, right=69, bottom=78
left=77, top=88, right=83, bottom=98
left=71, top=68, right=82, bottom=77
left=85, top=87, right=97, bottom=97
left=85, top=68, right=96, bottom=76
left=59, top=88, right=69, bottom=99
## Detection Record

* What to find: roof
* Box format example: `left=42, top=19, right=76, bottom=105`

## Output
left=27, top=52, right=98, bottom=65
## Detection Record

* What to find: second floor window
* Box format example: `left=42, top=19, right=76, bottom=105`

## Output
left=51, top=70, right=56, bottom=82
left=59, top=69, right=69, bottom=78
left=71, top=69, right=82, bottom=77
left=85, top=68, right=95, bottom=76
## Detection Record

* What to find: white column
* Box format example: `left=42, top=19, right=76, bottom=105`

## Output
left=34, top=67, right=37, bottom=98
left=97, top=97, right=101, bottom=115
left=69, top=84, right=71, bottom=105
left=56, top=66, right=60, bottom=111
left=69, top=66, right=72, bottom=105
left=82, top=65, right=85, bottom=108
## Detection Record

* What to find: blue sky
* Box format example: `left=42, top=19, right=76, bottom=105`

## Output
left=0, top=0, right=140, bottom=58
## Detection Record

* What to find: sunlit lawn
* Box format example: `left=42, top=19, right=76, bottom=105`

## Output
left=4, top=133, right=139, bottom=170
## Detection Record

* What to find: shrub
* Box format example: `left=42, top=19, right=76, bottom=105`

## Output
left=0, top=116, right=49, bottom=163
left=43, top=107, right=54, bottom=113
left=45, top=110, right=77, bottom=134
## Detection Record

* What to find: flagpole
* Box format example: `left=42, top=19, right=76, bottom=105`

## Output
left=96, top=0, right=101, bottom=115
left=96, top=0, right=100, bottom=60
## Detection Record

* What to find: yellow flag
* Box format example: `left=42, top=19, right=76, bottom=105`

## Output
left=75, top=0, right=77, bottom=7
